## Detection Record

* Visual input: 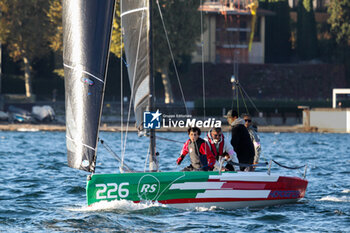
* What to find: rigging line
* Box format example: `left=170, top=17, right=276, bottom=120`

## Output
left=238, top=85, right=249, bottom=114
left=144, top=143, right=150, bottom=172
left=155, top=0, right=188, bottom=115
left=231, top=162, right=268, bottom=167
left=99, top=139, right=132, bottom=171
left=272, top=159, right=306, bottom=170
left=220, top=1, right=235, bottom=73
left=122, top=57, right=129, bottom=66
left=231, top=80, right=235, bottom=110
left=236, top=82, right=240, bottom=115
left=222, top=6, right=239, bottom=111
left=239, top=84, right=268, bottom=124
left=239, top=84, right=260, bottom=113
left=155, top=135, right=182, bottom=144
left=121, top=4, right=147, bottom=164
left=200, top=0, right=206, bottom=120
left=120, top=0, right=124, bottom=168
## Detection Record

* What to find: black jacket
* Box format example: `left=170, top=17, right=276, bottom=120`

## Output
left=230, top=123, right=255, bottom=165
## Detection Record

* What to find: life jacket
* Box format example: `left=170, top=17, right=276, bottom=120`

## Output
left=187, top=138, right=208, bottom=170
left=207, top=131, right=225, bottom=160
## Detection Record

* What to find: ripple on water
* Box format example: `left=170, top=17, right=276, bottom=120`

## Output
left=0, top=131, right=350, bottom=232
left=317, top=196, right=350, bottom=203
left=66, top=186, right=86, bottom=195
left=254, top=214, right=289, bottom=223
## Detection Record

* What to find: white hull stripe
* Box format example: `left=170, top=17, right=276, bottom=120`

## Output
left=169, top=182, right=224, bottom=190
left=196, top=190, right=271, bottom=199
left=209, top=172, right=279, bottom=182
left=121, top=7, right=148, bottom=17
left=64, top=63, right=104, bottom=84
left=66, top=135, right=96, bottom=151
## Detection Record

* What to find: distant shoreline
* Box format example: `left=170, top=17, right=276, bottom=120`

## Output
left=0, top=123, right=313, bottom=133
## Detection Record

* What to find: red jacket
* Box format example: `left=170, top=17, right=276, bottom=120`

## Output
left=181, top=138, right=216, bottom=169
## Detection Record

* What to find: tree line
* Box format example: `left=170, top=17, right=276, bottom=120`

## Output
left=0, top=0, right=349, bottom=101
left=0, top=0, right=201, bottom=101
left=261, top=0, right=350, bottom=85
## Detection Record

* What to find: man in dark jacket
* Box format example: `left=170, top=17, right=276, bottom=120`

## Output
left=225, top=110, right=255, bottom=171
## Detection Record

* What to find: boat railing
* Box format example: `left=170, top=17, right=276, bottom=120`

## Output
left=267, top=159, right=308, bottom=179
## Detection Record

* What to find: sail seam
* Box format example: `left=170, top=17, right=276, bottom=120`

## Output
left=66, top=135, right=96, bottom=151
left=120, top=7, right=148, bottom=17
left=63, top=63, right=104, bottom=84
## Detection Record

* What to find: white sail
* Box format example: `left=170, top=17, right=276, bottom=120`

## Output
left=121, top=0, right=150, bottom=130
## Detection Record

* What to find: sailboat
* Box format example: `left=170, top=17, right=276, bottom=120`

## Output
left=63, top=0, right=308, bottom=209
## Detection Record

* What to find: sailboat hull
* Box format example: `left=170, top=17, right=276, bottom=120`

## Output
left=86, top=171, right=307, bottom=209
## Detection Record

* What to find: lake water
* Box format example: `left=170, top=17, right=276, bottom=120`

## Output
left=0, top=130, right=349, bottom=232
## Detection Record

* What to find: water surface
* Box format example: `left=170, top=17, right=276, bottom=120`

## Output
left=0, top=131, right=349, bottom=232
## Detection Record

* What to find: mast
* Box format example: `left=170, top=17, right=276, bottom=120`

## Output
left=148, top=0, right=158, bottom=172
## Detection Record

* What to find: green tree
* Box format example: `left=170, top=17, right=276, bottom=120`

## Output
left=110, top=2, right=123, bottom=58
left=296, top=0, right=318, bottom=60
left=260, top=0, right=292, bottom=63
left=328, top=0, right=350, bottom=46
left=0, top=0, right=52, bottom=98
left=47, top=1, right=201, bottom=104
left=153, top=0, right=201, bottom=103
left=328, top=0, right=350, bottom=85
left=47, top=0, right=123, bottom=77
left=47, top=0, right=62, bottom=53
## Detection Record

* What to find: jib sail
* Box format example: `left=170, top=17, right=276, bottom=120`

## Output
left=63, top=0, right=115, bottom=172
left=121, top=0, right=150, bottom=130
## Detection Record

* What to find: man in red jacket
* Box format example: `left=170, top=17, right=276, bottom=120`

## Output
left=176, top=127, right=216, bottom=171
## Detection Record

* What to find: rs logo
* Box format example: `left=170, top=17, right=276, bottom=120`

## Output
left=140, top=184, right=157, bottom=193
left=137, top=174, right=160, bottom=200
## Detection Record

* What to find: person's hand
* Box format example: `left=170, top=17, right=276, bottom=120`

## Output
left=177, top=155, right=185, bottom=165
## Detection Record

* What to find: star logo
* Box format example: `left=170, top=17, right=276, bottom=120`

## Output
left=144, top=110, right=162, bottom=129
left=150, top=109, right=161, bottom=122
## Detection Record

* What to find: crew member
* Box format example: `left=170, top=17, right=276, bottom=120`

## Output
left=242, top=114, right=261, bottom=167
left=176, top=127, right=216, bottom=171
left=205, top=127, right=239, bottom=171
left=225, top=110, right=255, bottom=171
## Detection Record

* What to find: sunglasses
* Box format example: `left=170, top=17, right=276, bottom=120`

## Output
left=212, top=134, right=222, bottom=137
left=245, top=119, right=252, bottom=122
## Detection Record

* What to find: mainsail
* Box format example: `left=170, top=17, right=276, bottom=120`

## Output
left=63, top=0, right=115, bottom=172
left=121, top=0, right=150, bottom=130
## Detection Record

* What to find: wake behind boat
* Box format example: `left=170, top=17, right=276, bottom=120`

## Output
left=62, top=0, right=308, bottom=210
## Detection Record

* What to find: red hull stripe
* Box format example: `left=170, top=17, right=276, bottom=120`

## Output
left=221, top=182, right=267, bottom=189
left=220, top=180, right=307, bottom=190
left=209, top=176, right=308, bottom=191
left=156, top=196, right=302, bottom=205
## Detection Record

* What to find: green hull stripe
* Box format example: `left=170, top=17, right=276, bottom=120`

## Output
left=86, top=171, right=225, bottom=205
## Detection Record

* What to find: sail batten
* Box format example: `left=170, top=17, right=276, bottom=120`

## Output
left=63, top=64, right=105, bottom=84
left=63, top=0, right=115, bottom=172
left=120, top=7, right=148, bottom=17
